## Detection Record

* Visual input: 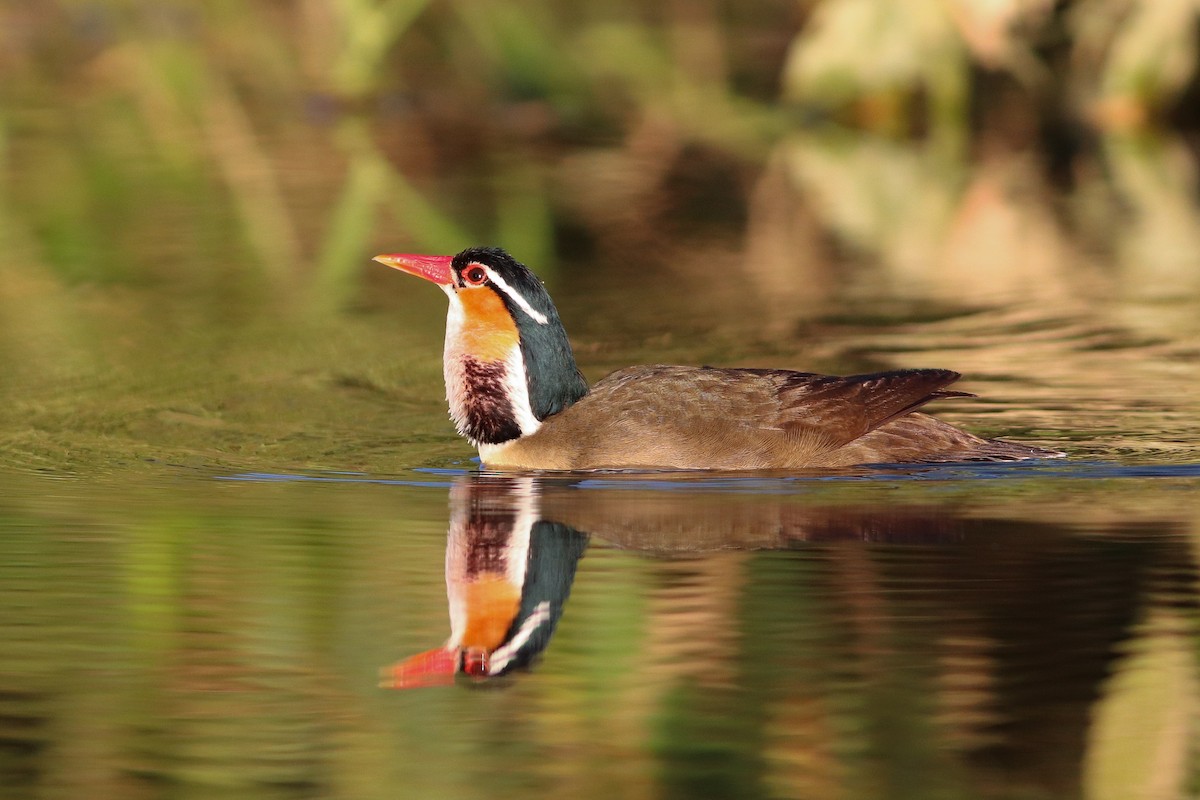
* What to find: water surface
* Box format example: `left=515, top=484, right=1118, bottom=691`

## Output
left=3, top=441, right=1199, bottom=799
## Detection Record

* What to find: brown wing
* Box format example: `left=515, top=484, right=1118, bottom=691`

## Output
left=723, top=367, right=973, bottom=449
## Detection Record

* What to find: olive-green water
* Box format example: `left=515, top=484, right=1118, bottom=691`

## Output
left=6, top=4, right=1200, bottom=797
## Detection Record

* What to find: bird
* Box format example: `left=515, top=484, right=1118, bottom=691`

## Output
left=373, top=246, right=1063, bottom=470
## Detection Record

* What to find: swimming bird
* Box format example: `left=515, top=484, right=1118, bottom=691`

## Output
left=373, top=247, right=1061, bottom=470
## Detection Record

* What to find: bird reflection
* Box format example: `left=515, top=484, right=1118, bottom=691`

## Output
left=385, top=476, right=588, bottom=687
left=384, top=472, right=967, bottom=687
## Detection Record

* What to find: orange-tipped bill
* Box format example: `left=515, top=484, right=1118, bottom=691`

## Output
left=373, top=253, right=455, bottom=286
left=384, top=647, right=459, bottom=689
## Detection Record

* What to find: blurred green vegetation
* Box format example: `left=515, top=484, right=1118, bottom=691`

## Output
left=3, top=0, right=1200, bottom=307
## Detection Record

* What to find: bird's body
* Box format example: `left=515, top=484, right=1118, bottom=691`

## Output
left=374, top=247, right=1062, bottom=471
left=480, top=364, right=1050, bottom=470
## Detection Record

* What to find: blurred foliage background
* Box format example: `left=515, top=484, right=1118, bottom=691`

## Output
left=4, top=0, right=1200, bottom=307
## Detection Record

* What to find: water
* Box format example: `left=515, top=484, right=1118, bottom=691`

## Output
left=2, top=450, right=1198, bottom=799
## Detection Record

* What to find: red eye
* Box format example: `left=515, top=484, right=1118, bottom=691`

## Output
left=462, top=649, right=490, bottom=677
left=463, top=265, right=487, bottom=286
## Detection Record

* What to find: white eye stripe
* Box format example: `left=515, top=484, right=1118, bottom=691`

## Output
left=503, top=344, right=543, bottom=436
left=480, top=265, right=550, bottom=325
left=487, top=602, right=550, bottom=675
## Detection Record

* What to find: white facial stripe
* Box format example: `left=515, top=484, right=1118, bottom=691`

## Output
left=487, top=602, right=551, bottom=675
left=503, top=344, right=542, bottom=437
left=503, top=476, right=537, bottom=587
left=480, top=265, right=549, bottom=325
